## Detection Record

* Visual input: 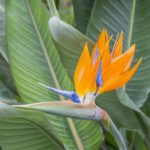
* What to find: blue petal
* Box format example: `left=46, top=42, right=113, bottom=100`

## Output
left=96, top=61, right=103, bottom=87
left=39, top=83, right=80, bottom=103
left=92, top=48, right=99, bottom=66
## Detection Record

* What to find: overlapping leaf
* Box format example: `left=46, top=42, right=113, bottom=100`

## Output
left=72, top=0, right=95, bottom=33
left=0, top=102, right=65, bottom=150
left=49, top=16, right=94, bottom=79
left=0, top=0, right=8, bottom=62
left=49, top=16, right=141, bottom=129
left=86, top=0, right=150, bottom=107
left=6, top=0, right=103, bottom=149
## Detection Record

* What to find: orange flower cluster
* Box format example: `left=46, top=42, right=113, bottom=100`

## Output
left=41, top=30, right=141, bottom=104
left=74, top=30, right=142, bottom=98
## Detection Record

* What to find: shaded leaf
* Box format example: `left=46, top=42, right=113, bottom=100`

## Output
left=14, top=101, right=127, bottom=150
left=49, top=16, right=144, bottom=132
left=141, top=94, right=150, bottom=117
left=49, top=16, right=94, bottom=78
left=0, top=0, right=8, bottom=62
left=117, top=88, right=150, bottom=149
left=0, top=81, right=16, bottom=104
left=0, top=58, right=17, bottom=94
left=86, top=0, right=150, bottom=107
left=72, top=0, right=95, bottom=33
left=7, top=0, right=103, bottom=149
left=0, top=102, right=65, bottom=150
left=58, top=0, right=74, bottom=25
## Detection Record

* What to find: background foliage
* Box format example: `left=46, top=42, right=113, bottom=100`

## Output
left=0, top=0, right=150, bottom=150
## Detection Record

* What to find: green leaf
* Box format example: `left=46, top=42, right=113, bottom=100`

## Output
left=116, top=89, right=150, bottom=148
left=0, top=58, right=17, bottom=94
left=7, top=0, right=103, bottom=149
left=84, top=0, right=150, bottom=147
left=96, top=92, right=139, bottom=129
left=14, top=101, right=127, bottom=150
left=72, top=0, right=95, bottom=33
left=58, top=0, right=75, bottom=25
left=13, top=101, right=104, bottom=121
left=49, top=15, right=150, bottom=149
left=49, top=16, right=144, bottom=131
left=0, top=81, right=16, bottom=104
left=141, top=94, right=150, bottom=117
left=0, top=0, right=8, bottom=62
left=86, top=0, right=150, bottom=107
left=128, top=132, right=147, bottom=150
left=0, top=102, right=65, bottom=150
left=49, top=16, right=94, bottom=79
left=47, top=0, right=59, bottom=17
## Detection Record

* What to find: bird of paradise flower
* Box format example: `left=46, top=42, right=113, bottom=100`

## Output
left=40, top=29, right=142, bottom=104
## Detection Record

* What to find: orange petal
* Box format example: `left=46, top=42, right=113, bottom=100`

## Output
left=97, top=29, right=106, bottom=56
left=91, top=29, right=106, bottom=63
left=74, top=42, right=91, bottom=96
left=104, top=29, right=109, bottom=41
left=123, top=45, right=136, bottom=72
left=103, top=44, right=136, bottom=82
left=86, top=59, right=100, bottom=92
left=99, top=58, right=142, bottom=94
left=87, top=30, right=111, bottom=93
left=102, top=36, right=112, bottom=69
left=111, top=32, right=123, bottom=59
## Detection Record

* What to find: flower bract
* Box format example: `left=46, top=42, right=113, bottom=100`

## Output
left=41, top=30, right=142, bottom=104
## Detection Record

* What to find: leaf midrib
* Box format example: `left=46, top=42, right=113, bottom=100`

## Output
left=127, top=0, right=136, bottom=49
left=26, top=1, right=84, bottom=150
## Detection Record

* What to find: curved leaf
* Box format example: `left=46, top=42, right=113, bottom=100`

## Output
left=49, top=16, right=94, bottom=79
left=0, top=81, right=16, bottom=104
left=141, top=94, right=150, bottom=117
left=49, top=16, right=145, bottom=130
left=7, top=0, right=103, bottom=149
left=0, top=0, right=8, bottom=62
left=116, top=89, right=150, bottom=148
left=0, top=58, right=16, bottom=93
left=72, top=0, right=95, bottom=33
left=14, top=101, right=128, bottom=150
left=58, top=0, right=74, bottom=25
left=86, top=0, right=150, bottom=107
left=0, top=102, right=65, bottom=150
left=96, top=92, right=139, bottom=129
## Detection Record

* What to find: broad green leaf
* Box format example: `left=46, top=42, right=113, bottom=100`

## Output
left=0, top=58, right=16, bottom=94
left=49, top=15, right=150, bottom=149
left=58, top=0, right=75, bottom=25
left=96, top=92, right=139, bottom=129
left=49, top=16, right=94, bottom=79
left=141, top=94, right=150, bottom=117
left=0, top=81, right=16, bottom=104
left=72, top=0, right=95, bottom=33
left=84, top=0, right=150, bottom=147
left=98, top=90, right=150, bottom=149
left=14, top=101, right=104, bottom=121
left=7, top=0, right=103, bottom=149
left=47, top=0, right=59, bottom=17
left=116, top=89, right=150, bottom=148
left=0, top=0, right=8, bottom=62
left=129, top=132, right=147, bottom=150
left=14, top=101, right=127, bottom=150
left=0, top=102, right=65, bottom=150
left=49, top=16, right=143, bottom=130
left=86, top=0, right=150, bottom=107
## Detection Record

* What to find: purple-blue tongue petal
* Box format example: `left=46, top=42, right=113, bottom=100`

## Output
left=92, top=48, right=99, bottom=66
left=96, top=61, right=103, bottom=87
left=39, top=83, right=80, bottom=103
